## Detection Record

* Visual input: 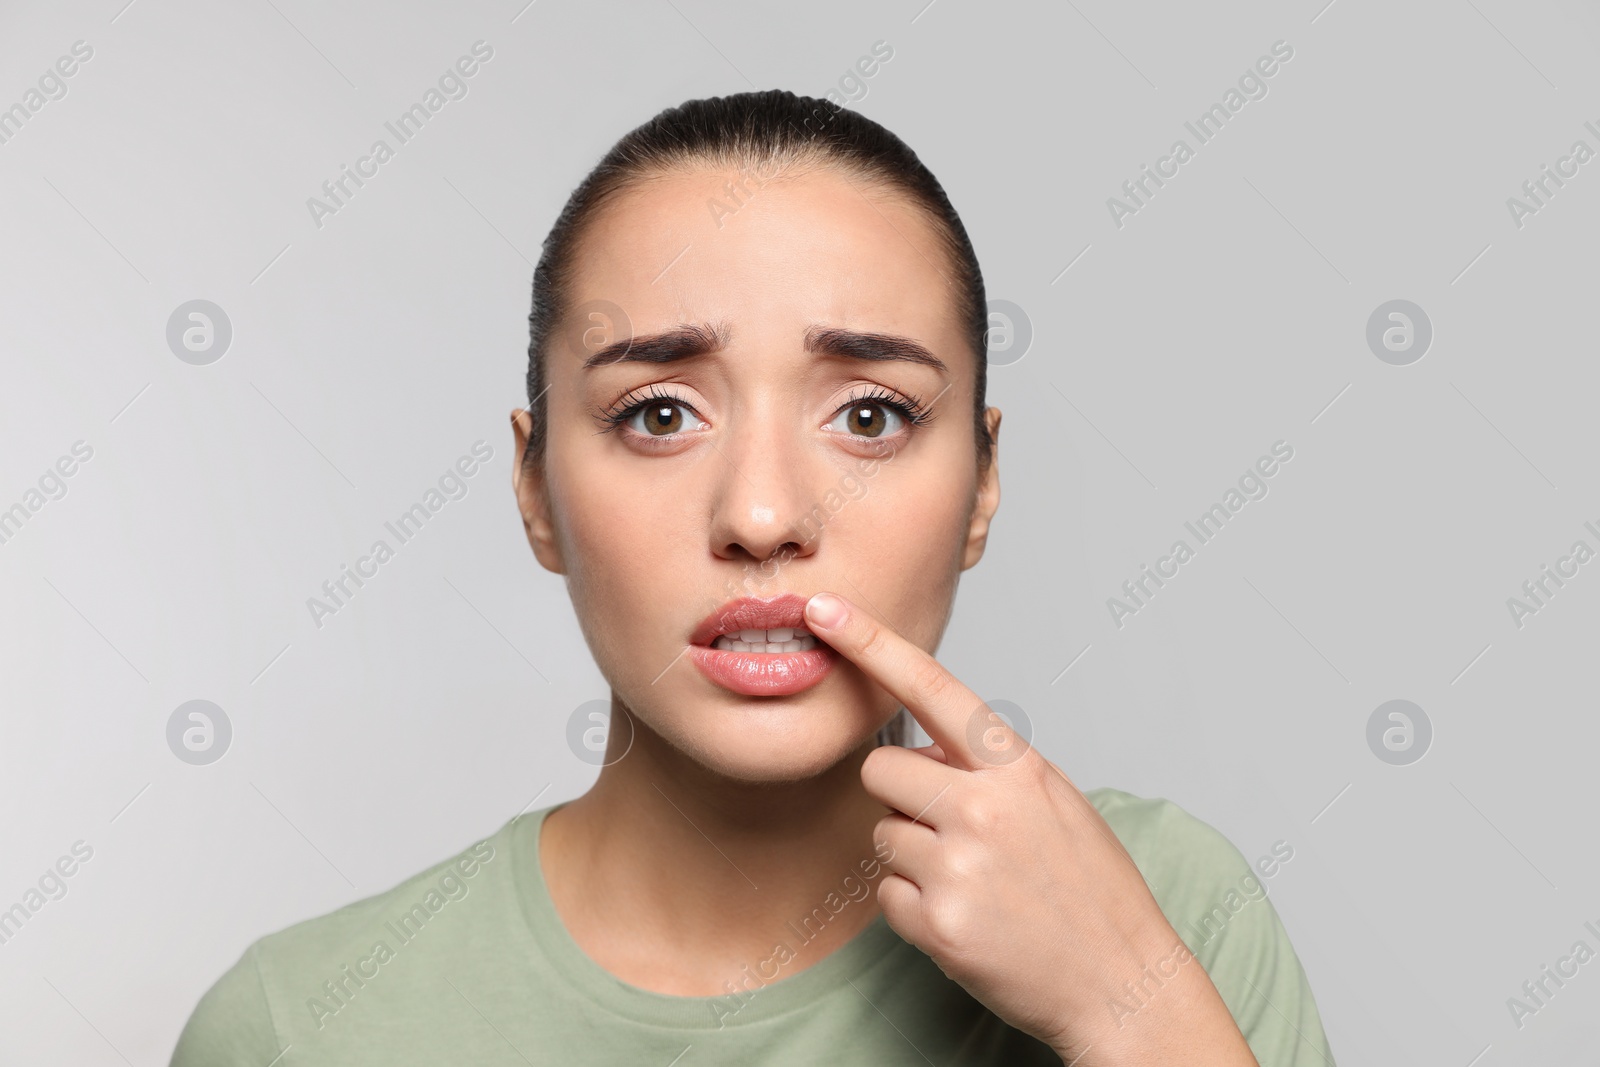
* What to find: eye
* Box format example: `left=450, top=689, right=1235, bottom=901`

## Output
left=597, top=386, right=707, bottom=442
left=825, top=387, right=932, bottom=439
left=828, top=401, right=905, bottom=439
left=626, top=399, right=692, bottom=436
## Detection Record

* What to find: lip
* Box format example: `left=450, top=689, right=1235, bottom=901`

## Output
left=690, top=593, right=814, bottom=646
left=687, top=594, right=838, bottom=697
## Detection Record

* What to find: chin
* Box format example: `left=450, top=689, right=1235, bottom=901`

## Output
left=666, top=696, right=877, bottom=784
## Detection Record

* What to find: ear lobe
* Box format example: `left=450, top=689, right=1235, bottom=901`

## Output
left=510, top=407, right=566, bottom=574
left=962, top=408, right=1002, bottom=571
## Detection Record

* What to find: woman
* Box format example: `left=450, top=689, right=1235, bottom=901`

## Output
left=172, top=90, right=1334, bottom=1066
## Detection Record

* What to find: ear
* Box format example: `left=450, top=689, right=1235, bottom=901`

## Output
left=511, top=407, right=566, bottom=574
left=961, top=407, right=1002, bottom=571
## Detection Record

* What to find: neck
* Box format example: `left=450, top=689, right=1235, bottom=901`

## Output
left=538, top=705, right=894, bottom=997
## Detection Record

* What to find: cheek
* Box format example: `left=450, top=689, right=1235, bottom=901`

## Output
left=854, top=481, right=964, bottom=561
left=840, top=470, right=973, bottom=638
left=556, top=478, right=660, bottom=588
left=546, top=453, right=703, bottom=658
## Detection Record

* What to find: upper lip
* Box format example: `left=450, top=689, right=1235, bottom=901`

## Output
left=690, top=594, right=812, bottom=646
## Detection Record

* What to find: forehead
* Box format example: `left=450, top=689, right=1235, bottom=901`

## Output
left=564, top=165, right=968, bottom=351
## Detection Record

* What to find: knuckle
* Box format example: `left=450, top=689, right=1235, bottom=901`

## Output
left=960, top=795, right=1004, bottom=837
left=857, top=619, right=892, bottom=662
left=921, top=891, right=973, bottom=954
left=907, top=654, right=952, bottom=703
left=942, top=840, right=983, bottom=883
left=1008, top=743, right=1049, bottom=782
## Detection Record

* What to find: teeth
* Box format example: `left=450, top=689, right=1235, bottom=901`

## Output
left=713, top=628, right=816, bottom=653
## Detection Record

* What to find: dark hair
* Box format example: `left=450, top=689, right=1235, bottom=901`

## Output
left=524, top=89, right=991, bottom=748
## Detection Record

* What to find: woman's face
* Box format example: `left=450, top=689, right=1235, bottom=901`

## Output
left=514, top=163, right=1001, bottom=783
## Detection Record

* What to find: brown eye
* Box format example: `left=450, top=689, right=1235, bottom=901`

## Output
left=639, top=403, right=684, bottom=436
left=848, top=405, right=884, bottom=437
left=829, top=402, right=905, bottom=439
left=608, top=391, right=704, bottom=441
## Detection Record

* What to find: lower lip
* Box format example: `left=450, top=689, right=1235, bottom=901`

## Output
left=687, top=642, right=838, bottom=696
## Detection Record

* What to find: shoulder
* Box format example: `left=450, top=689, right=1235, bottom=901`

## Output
left=1083, top=786, right=1337, bottom=1066
left=1084, top=786, right=1284, bottom=902
left=169, top=939, right=280, bottom=1066
left=1085, top=785, right=1238, bottom=867
left=1082, top=786, right=1291, bottom=957
left=250, top=831, right=504, bottom=973
left=169, top=821, right=515, bottom=1065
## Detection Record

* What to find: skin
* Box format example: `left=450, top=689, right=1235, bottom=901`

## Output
left=510, top=163, right=1257, bottom=1065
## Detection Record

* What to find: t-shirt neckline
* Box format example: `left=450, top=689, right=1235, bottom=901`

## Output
left=510, top=801, right=910, bottom=1030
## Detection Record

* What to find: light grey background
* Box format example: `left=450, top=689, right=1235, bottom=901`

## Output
left=2, top=0, right=1597, bottom=1062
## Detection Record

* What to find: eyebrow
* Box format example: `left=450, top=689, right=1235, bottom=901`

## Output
left=580, top=322, right=947, bottom=373
left=804, top=326, right=947, bottom=373
left=581, top=322, right=728, bottom=370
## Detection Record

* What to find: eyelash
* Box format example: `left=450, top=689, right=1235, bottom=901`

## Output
left=841, top=385, right=936, bottom=428
left=595, top=385, right=936, bottom=437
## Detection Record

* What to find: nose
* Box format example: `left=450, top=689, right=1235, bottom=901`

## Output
left=707, top=416, right=822, bottom=570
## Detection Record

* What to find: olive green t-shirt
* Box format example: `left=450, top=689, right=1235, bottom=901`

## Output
left=169, top=787, right=1335, bottom=1065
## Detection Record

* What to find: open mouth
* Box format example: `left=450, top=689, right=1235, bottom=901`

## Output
left=710, top=627, right=819, bottom=653
left=689, top=592, right=820, bottom=649
left=688, top=594, right=837, bottom=696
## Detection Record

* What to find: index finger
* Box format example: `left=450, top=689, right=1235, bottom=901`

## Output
left=804, top=591, right=1026, bottom=770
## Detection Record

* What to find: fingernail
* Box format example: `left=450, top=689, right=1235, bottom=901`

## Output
left=805, top=593, right=847, bottom=630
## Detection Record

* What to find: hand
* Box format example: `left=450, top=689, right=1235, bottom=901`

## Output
left=802, top=592, right=1260, bottom=1066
